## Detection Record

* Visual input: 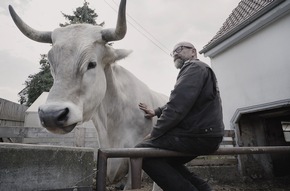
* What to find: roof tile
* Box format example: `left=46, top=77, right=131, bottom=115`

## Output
left=201, top=0, right=276, bottom=52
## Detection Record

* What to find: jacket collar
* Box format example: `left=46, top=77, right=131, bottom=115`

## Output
left=182, top=59, right=199, bottom=68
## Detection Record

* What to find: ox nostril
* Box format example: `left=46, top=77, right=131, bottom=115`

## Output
left=57, top=108, right=69, bottom=123
left=38, top=106, right=72, bottom=128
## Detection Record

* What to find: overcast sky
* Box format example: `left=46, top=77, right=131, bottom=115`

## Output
left=0, top=0, right=240, bottom=103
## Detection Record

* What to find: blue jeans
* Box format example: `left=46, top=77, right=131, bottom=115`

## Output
left=135, top=135, right=222, bottom=191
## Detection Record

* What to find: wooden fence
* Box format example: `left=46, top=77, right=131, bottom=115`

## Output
left=0, top=126, right=99, bottom=150
left=0, top=97, right=99, bottom=151
left=0, top=125, right=234, bottom=162
left=0, top=98, right=28, bottom=126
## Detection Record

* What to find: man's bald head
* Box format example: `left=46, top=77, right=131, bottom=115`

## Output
left=173, top=42, right=195, bottom=52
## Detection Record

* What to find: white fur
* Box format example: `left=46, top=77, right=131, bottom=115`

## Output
left=38, top=24, right=168, bottom=187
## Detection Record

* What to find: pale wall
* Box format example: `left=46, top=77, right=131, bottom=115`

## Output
left=211, top=13, right=290, bottom=129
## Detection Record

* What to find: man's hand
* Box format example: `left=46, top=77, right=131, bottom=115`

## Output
left=139, top=103, right=155, bottom=119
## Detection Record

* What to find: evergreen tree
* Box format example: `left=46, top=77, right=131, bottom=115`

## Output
left=60, top=1, right=104, bottom=27
left=18, top=1, right=104, bottom=106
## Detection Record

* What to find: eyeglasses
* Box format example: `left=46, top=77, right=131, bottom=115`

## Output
left=170, top=46, right=193, bottom=56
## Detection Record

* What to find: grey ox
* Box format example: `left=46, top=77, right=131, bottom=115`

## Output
left=9, top=0, right=167, bottom=189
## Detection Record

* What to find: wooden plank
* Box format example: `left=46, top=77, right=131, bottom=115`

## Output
left=219, top=145, right=234, bottom=148
left=195, top=155, right=237, bottom=160
left=220, top=140, right=234, bottom=145
left=189, top=158, right=238, bottom=166
left=23, top=137, right=75, bottom=144
left=224, top=130, right=235, bottom=137
left=75, top=127, right=85, bottom=147
left=0, top=120, right=24, bottom=127
left=85, top=142, right=99, bottom=148
left=28, top=142, right=75, bottom=147
left=84, top=128, right=97, bottom=132
left=0, top=126, right=27, bottom=138
left=25, top=131, right=75, bottom=138
left=223, top=137, right=234, bottom=141
left=1, top=126, right=100, bottom=149
left=82, top=138, right=99, bottom=142
left=84, top=133, right=98, bottom=138
left=0, top=98, right=27, bottom=122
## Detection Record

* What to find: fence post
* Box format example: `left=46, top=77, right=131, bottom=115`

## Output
left=130, top=158, right=143, bottom=189
left=96, top=150, right=108, bottom=191
left=75, top=127, right=85, bottom=147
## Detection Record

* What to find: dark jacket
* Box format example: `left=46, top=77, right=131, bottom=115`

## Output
left=151, top=59, right=224, bottom=138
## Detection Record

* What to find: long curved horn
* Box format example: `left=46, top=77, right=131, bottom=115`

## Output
left=8, top=5, right=52, bottom=43
left=101, top=0, right=127, bottom=42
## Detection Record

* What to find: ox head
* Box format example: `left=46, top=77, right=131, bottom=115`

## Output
left=9, top=0, right=131, bottom=134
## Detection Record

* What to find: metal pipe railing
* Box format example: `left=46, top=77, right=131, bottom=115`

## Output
left=96, top=146, right=290, bottom=191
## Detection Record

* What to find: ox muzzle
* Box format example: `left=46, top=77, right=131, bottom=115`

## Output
left=38, top=102, right=82, bottom=134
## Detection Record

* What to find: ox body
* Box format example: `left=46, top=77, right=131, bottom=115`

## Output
left=9, top=0, right=168, bottom=187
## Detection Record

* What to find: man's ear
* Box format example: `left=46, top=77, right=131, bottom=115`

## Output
left=192, top=49, right=197, bottom=57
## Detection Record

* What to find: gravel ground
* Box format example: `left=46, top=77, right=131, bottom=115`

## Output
left=103, top=176, right=290, bottom=191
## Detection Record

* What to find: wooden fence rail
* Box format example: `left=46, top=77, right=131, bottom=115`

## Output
left=96, top=146, right=290, bottom=191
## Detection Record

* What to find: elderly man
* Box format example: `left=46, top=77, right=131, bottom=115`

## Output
left=136, top=41, right=224, bottom=191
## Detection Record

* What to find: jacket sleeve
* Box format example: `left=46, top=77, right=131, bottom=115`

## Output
left=151, top=63, right=207, bottom=138
left=154, top=105, right=166, bottom=118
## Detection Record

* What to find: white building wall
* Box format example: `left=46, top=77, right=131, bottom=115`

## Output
left=211, top=13, right=290, bottom=129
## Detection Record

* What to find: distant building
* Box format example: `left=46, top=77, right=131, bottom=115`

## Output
left=200, top=0, right=290, bottom=178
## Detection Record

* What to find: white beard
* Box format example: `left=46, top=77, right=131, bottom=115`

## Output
left=174, top=58, right=184, bottom=69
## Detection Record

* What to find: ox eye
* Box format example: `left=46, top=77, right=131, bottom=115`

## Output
left=87, top=62, right=97, bottom=70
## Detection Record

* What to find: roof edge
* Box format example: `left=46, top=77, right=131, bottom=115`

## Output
left=230, top=99, right=290, bottom=127
left=199, top=0, right=285, bottom=55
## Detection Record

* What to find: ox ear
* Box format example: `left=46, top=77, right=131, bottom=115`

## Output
left=114, top=49, right=132, bottom=61
left=104, top=48, right=132, bottom=64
